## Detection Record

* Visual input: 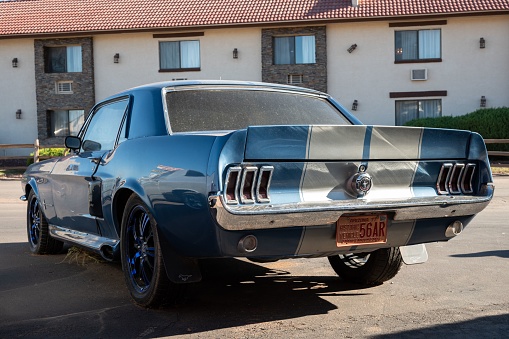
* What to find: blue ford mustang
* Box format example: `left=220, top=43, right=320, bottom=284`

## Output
left=22, top=81, right=494, bottom=307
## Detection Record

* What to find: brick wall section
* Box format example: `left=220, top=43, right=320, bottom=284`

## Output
left=262, top=26, right=327, bottom=93
left=34, top=37, right=95, bottom=145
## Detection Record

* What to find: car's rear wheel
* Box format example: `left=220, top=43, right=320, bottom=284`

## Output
left=328, top=247, right=403, bottom=285
left=121, top=195, right=174, bottom=308
left=27, top=190, right=63, bottom=254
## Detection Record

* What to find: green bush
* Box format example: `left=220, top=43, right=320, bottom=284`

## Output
left=404, top=107, right=509, bottom=152
left=27, top=148, right=67, bottom=165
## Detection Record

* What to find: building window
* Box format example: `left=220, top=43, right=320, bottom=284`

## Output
left=395, top=99, right=441, bottom=125
left=159, top=41, right=200, bottom=71
left=274, top=35, right=316, bottom=65
left=48, top=110, right=84, bottom=137
left=44, top=46, right=82, bottom=73
left=395, top=29, right=441, bottom=62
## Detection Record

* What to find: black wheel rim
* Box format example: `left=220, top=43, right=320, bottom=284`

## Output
left=28, top=195, right=41, bottom=247
left=125, top=205, right=155, bottom=293
left=339, top=253, right=370, bottom=269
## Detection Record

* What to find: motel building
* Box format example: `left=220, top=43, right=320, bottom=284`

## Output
left=1, top=0, right=508, bottom=156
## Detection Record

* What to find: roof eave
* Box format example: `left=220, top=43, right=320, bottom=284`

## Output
left=1, top=10, right=508, bottom=40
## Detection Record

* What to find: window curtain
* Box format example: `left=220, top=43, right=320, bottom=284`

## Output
left=398, top=31, right=418, bottom=60
left=274, top=37, right=292, bottom=64
left=69, top=110, right=85, bottom=136
left=419, top=30, right=440, bottom=59
left=160, top=42, right=180, bottom=69
left=180, top=41, right=200, bottom=68
left=419, top=100, right=441, bottom=119
left=395, top=101, right=418, bottom=126
left=50, top=110, right=69, bottom=137
left=296, top=36, right=315, bottom=64
left=66, top=46, right=82, bottom=72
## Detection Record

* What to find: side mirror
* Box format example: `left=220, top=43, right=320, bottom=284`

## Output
left=65, top=136, right=82, bottom=151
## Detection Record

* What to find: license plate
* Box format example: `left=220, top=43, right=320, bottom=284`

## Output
left=336, top=214, right=388, bottom=247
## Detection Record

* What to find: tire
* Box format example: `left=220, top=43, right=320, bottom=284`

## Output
left=27, top=190, right=64, bottom=254
left=328, top=247, right=403, bottom=285
left=120, top=195, right=173, bottom=308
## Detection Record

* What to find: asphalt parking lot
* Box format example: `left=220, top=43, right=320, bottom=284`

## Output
left=0, top=177, right=508, bottom=338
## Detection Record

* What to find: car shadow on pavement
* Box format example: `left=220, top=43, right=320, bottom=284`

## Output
left=372, top=313, right=509, bottom=338
left=0, top=243, right=373, bottom=338
left=449, top=250, right=509, bottom=259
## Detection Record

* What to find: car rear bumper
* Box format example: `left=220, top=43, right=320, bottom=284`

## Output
left=210, top=183, right=494, bottom=231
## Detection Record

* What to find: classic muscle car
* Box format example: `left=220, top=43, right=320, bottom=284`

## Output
left=22, top=81, right=494, bottom=307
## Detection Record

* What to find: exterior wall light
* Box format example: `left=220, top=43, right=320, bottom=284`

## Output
left=12, top=58, right=18, bottom=68
left=352, top=100, right=358, bottom=111
left=114, top=53, right=120, bottom=63
left=347, top=44, right=357, bottom=53
left=480, top=37, right=486, bottom=49
left=480, top=96, right=486, bottom=108
left=16, top=109, right=22, bottom=119
left=233, top=48, right=238, bottom=59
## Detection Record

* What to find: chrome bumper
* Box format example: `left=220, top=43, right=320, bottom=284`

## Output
left=210, top=184, right=494, bottom=231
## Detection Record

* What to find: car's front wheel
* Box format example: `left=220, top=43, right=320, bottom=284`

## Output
left=121, top=195, right=174, bottom=308
left=328, top=247, right=403, bottom=285
left=27, top=190, right=63, bottom=254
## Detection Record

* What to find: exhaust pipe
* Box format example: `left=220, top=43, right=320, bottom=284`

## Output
left=99, top=243, right=119, bottom=261
left=445, top=220, right=463, bottom=238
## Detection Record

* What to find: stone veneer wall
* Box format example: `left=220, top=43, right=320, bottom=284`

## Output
left=262, top=26, right=327, bottom=93
left=34, top=37, right=95, bottom=145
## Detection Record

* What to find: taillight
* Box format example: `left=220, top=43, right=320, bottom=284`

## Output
left=256, top=166, right=274, bottom=203
left=437, top=163, right=476, bottom=195
left=224, top=166, right=241, bottom=204
left=239, top=166, right=258, bottom=204
left=224, top=165, right=274, bottom=205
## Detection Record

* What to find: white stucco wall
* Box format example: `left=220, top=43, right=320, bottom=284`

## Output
left=0, top=38, right=37, bottom=156
left=93, top=27, right=262, bottom=101
left=327, top=15, right=509, bottom=125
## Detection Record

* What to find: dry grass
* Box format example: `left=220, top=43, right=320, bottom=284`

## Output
left=59, top=246, right=104, bottom=266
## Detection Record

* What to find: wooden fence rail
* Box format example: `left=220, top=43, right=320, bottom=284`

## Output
left=1, top=138, right=508, bottom=166
left=0, top=139, right=64, bottom=164
left=484, top=139, right=509, bottom=157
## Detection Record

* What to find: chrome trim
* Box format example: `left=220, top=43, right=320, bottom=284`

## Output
left=461, top=163, right=476, bottom=194
left=210, top=183, right=494, bottom=231
left=436, top=163, right=453, bottom=194
left=20, top=195, right=27, bottom=202
left=256, top=166, right=274, bottom=203
left=448, top=163, right=465, bottom=194
left=239, top=166, right=258, bottom=204
left=224, top=166, right=241, bottom=205
left=49, top=225, right=119, bottom=254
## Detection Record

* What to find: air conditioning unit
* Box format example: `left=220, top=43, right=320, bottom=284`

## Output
left=55, top=81, right=73, bottom=94
left=287, top=74, right=303, bottom=85
left=411, top=69, right=428, bottom=81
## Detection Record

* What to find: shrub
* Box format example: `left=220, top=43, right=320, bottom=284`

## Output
left=404, top=107, right=509, bottom=152
left=27, top=148, right=67, bottom=165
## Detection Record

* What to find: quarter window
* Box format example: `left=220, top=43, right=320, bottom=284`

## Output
left=395, top=29, right=441, bottom=62
left=274, top=35, right=316, bottom=65
left=395, top=99, right=442, bottom=125
left=159, top=41, right=200, bottom=71
left=48, top=110, right=84, bottom=137
left=44, top=46, right=82, bottom=73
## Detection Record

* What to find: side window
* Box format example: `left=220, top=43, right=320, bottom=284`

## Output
left=159, top=40, right=200, bottom=71
left=395, top=99, right=442, bottom=125
left=81, top=99, right=128, bottom=151
left=273, top=35, right=316, bottom=65
left=44, top=46, right=83, bottom=73
left=395, top=29, right=441, bottom=62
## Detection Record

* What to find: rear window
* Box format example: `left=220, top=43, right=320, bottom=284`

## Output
left=165, top=88, right=350, bottom=133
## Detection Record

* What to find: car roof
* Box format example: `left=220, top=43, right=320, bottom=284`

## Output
left=110, top=80, right=326, bottom=99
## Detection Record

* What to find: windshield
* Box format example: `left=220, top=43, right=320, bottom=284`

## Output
left=165, top=88, right=350, bottom=133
